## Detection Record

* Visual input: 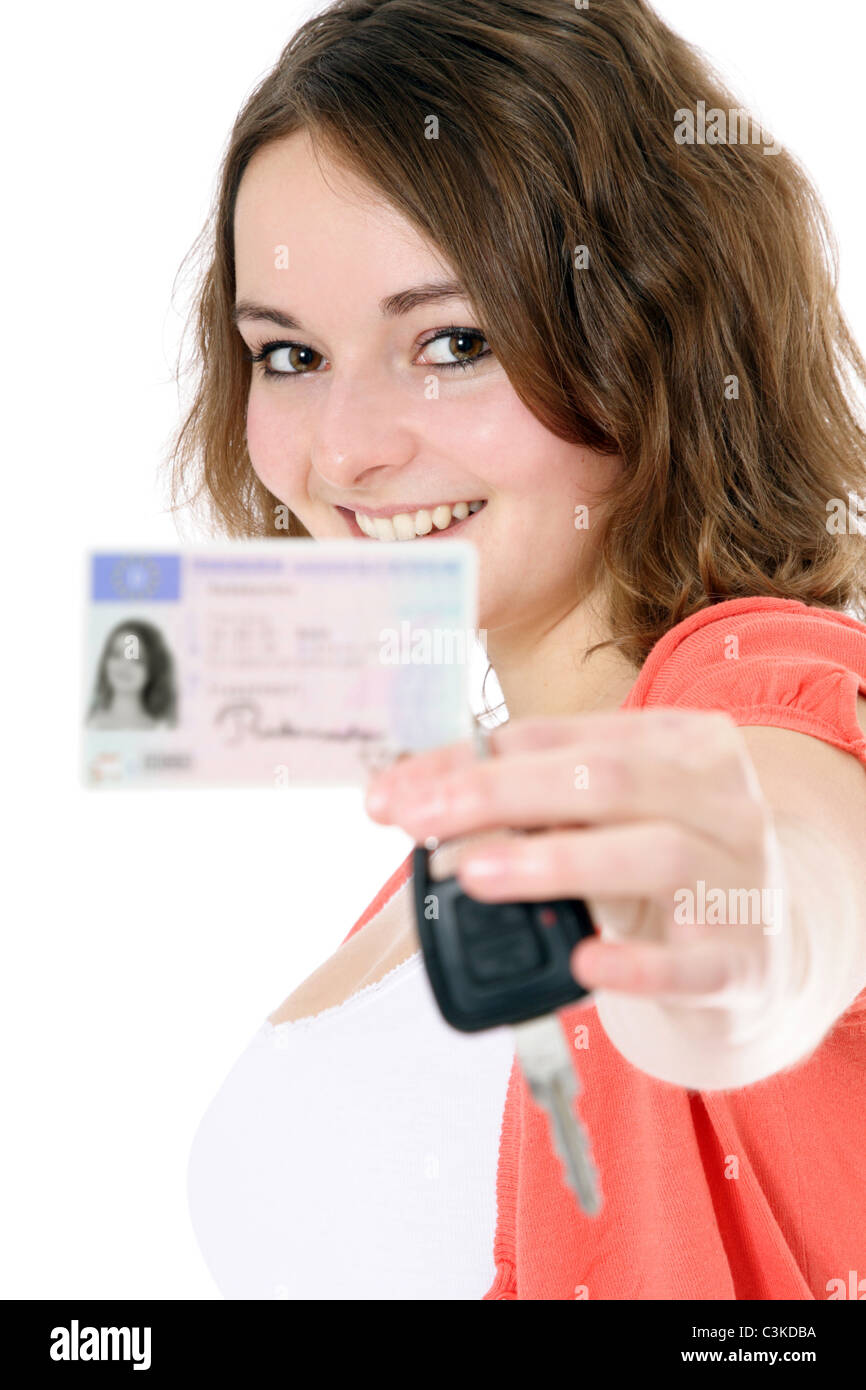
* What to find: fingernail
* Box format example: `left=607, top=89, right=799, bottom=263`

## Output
left=461, top=854, right=508, bottom=878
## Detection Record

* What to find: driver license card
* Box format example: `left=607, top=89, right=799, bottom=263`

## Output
left=82, top=541, right=479, bottom=788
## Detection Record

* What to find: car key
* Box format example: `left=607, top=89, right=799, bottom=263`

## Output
left=514, top=1013, right=602, bottom=1217
left=411, top=722, right=603, bottom=1216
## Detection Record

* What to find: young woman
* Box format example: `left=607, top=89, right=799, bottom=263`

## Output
left=178, top=0, right=866, bottom=1300
left=87, top=620, right=178, bottom=730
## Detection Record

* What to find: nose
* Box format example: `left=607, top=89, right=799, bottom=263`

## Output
left=310, top=365, right=419, bottom=493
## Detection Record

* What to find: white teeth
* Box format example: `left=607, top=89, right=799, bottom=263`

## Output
left=392, top=512, right=416, bottom=541
left=354, top=501, right=485, bottom=540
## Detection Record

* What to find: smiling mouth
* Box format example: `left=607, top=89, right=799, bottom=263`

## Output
left=336, top=499, right=487, bottom=541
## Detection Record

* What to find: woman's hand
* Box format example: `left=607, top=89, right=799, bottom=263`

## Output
left=365, top=709, right=804, bottom=1086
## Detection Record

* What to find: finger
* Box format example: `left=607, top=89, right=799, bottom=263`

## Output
left=488, top=707, right=714, bottom=757
left=366, top=708, right=741, bottom=817
left=426, top=828, right=521, bottom=882
left=453, top=822, right=739, bottom=902
left=496, top=711, right=749, bottom=784
left=570, top=936, right=767, bottom=1003
left=365, top=734, right=481, bottom=817
left=376, top=742, right=765, bottom=861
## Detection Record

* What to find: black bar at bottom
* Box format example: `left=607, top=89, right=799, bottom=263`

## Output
left=2, top=1297, right=860, bottom=1376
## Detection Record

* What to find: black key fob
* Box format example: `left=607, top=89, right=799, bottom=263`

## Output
left=412, top=843, right=597, bottom=1033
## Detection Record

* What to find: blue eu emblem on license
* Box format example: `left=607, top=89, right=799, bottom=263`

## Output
left=92, top=554, right=181, bottom=601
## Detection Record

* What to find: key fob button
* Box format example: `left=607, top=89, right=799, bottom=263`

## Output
left=412, top=846, right=593, bottom=1031
left=458, top=900, right=529, bottom=939
left=463, top=927, right=544, bottom=982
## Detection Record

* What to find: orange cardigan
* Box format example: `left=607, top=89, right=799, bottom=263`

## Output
left=343, top=598, right=866, bottom=1300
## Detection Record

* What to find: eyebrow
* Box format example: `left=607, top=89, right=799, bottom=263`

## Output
left=231, top=279, right=467, bottom=331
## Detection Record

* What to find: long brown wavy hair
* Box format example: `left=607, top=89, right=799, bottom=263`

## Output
left=168, top=0, right=866, bottom=668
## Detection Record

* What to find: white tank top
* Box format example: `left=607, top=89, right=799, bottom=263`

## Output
left=186, top=950, right=515, bottom=1299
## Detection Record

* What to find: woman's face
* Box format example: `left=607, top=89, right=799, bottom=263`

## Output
left=233, top=130, right=621, bottom=637
left=105, top=632, right=148, bottom=696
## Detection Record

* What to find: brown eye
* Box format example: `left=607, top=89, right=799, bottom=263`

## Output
left=450, top=332, right=485, bottom=361
left=420, top=329, right=491, bottom=371
left=264, top=344, right=324, bottom=375
left=247, top=341, right=327, bottom=377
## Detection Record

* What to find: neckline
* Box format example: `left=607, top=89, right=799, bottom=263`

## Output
left=263, top=948, right=423, bottom=1034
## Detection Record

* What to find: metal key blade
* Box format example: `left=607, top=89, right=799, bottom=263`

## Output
left=514, top=1014, right=602, bottom=1217
left=544, top=1066, right=602, bottom=1217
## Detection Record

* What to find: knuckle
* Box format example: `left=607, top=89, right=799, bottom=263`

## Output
left=469, top=766, right=500, bottom=817
left=593, top=753, right=636, bottom=803
left=629, top=953, right=656, bottom=991
left=705, top=710, right=738, bottom=736
left=702, top=714, right=742, bottom=762
left=648, top=708, right=693, bottom=731
left=547, top=833, right=578, bottom=883
left=681, top=714, right=742, bottom=778
left=653, top=825, right=694, bottom=889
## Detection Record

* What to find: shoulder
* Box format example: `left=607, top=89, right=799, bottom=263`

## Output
left=625, top=596, right=866, bottom=763
left=631, top=597, right=866, bottom=699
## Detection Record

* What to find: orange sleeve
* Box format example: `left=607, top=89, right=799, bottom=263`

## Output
left=624, top=597, right=866, bottom=768
left=339, top=850, right=413, bottom=947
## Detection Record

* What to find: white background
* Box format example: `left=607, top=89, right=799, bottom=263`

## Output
left=2, top=0, right=864, bottom=1298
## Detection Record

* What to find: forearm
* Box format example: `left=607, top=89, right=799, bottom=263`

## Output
left=770, top=813, right=866, bottom=1044
left=594, top=816, right=866, bottom=1092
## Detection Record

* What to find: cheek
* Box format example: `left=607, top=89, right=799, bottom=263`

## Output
left=245, top=390, right=301, bottom=500
left=465, top=384, right=608, bottom=505
left=453, top=384, right=540, bottom=485
left=480, top=391, right=621, bottom=522
left=107, top=660, right=139, bottom=688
